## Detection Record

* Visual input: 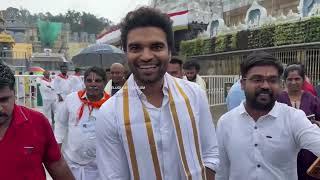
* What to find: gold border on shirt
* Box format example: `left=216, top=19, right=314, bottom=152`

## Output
left=123, top=82, right=140, bottom=180
left=174, top=79, right=206, bottom=180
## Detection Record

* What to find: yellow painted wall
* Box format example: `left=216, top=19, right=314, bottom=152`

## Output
left=67, top=42, right=90, bottom=59
left=12, top=43, right=33, bottom=59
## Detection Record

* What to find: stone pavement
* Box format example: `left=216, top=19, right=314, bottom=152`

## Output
left=210, top=104, right=227, bottom=125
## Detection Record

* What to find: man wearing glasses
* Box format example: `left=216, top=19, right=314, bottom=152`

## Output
left=216, top=51, right=320, bottom=180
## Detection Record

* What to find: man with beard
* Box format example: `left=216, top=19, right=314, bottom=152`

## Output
left=96, top=7, right=219, bottom=180
left=55, top=66, right=110, bottom=180
left=0, top=63, right=75, bottom=180
left=216, top=51, right=320, bottom=180
left=104, top=63, right=126, bottom=96
left=183, top=60, right=207, bottom=91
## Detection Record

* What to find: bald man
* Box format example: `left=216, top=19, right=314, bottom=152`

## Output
left=104, top=63, right=126, bottom=96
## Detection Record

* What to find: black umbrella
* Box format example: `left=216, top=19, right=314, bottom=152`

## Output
left=71, top=44, right=126, bottom=68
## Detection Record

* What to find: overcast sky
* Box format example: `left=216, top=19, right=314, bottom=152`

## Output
left=2, top=0, right=150, bottom=23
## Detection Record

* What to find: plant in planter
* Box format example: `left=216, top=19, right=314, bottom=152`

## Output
left=230, top=33, right=238, bottom=50
left=275, top=23, right=290, bottom=46
left=258, top=25, right=275, bottom=48
left=237, top=30, right=248, bottom=50
left=275, top=21, right=306, bottom=46
left=306, top=17, right=320, bottom=42
left=180, top=38, right=207, bottom=56
left=203, top=38, right=214, bottom=54
left=180, top=40, right=193, bottom=56
left=215, top=35, right=227, bottom=53
left=193, top=38, right=204, bottom=55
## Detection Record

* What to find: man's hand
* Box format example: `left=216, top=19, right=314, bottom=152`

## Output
left=307, top=157, right=320, bottom=178
left=206, top=167, right=215, bottom=180
left=311, top=120, right=320, bottom=127
left=58, top=94, right=63, bottom=102
left=45, top=157, right=75, bottom=180
left=58, top=143, right=62, bottom=150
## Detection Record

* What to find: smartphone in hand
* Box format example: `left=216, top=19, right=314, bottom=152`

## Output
left=307, top=157, right=320, bottom=178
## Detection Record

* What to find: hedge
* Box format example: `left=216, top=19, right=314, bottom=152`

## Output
left=247, top=25, right=275, bottom=48
left=305, top=17, right=320, bottom=42
left=180, top=16, right=320, bottom=57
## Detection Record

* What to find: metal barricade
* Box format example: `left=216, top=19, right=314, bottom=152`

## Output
left=202, top=75, right=239, bottom=107
left=15, top=75, right=43, bottom=109
left=191, top=42, right=320, bottom=86
left=15, top=74, right=237, bottom=108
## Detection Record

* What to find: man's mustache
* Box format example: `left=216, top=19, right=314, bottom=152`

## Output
left=87, top=86, right=99, bottom=90
left=255, top=89, right=273, bottom=97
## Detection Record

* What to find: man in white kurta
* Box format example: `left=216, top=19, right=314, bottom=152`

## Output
left=52, top=65, right=72, bottom=101
left=183, top=74, right=207, bottom=91
left=55, top=67, right=109, bottom=180
left=95, top=7, right=218, bottom=180
left=183, top=60, right=207, bottom=91
left=52, top=64, right=72, bottom=128
left=39, top=70, right=56, bottom=125
left=96, top=73, right=219, bottom=179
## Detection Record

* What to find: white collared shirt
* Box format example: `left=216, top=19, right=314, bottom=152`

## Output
left=183, top=75, right=206, bottom=91
left=104, top=80, right=112, bottom=95
left=39, top=79, right=56, bottom=101
left=96, top=76, right=219, bottom=180
left=70, top=75, right=85, bottom=93
left=216, top=101, right=320, bottom=180
left=52, top=75, right=72, bottom=99
left=54, top=92, right=99, bottom=165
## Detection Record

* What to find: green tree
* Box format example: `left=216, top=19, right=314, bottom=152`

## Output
left=9, top=7, right=113, bottom=35
left=65, top=10, right=82, bottom=32
left=80, top=12, right=107, bottom=34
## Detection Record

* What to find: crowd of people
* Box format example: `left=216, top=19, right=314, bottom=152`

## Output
left=0, top=6, right=320, bottom=180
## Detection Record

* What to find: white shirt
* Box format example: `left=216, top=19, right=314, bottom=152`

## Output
left=52, top=75, right=72, bottom=99
left=39, top=78, right=56, bottom=101
left=96, top=77, right=219, bottom=180
left=216, top=101, right=320, bottom=180
left=104, top=80, right=112, bottom=95
left=183, top=74, right=206, bottom=91
left=54, top=92, right=99, bottom=165
left=70, top=75, right=85, bottom=93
